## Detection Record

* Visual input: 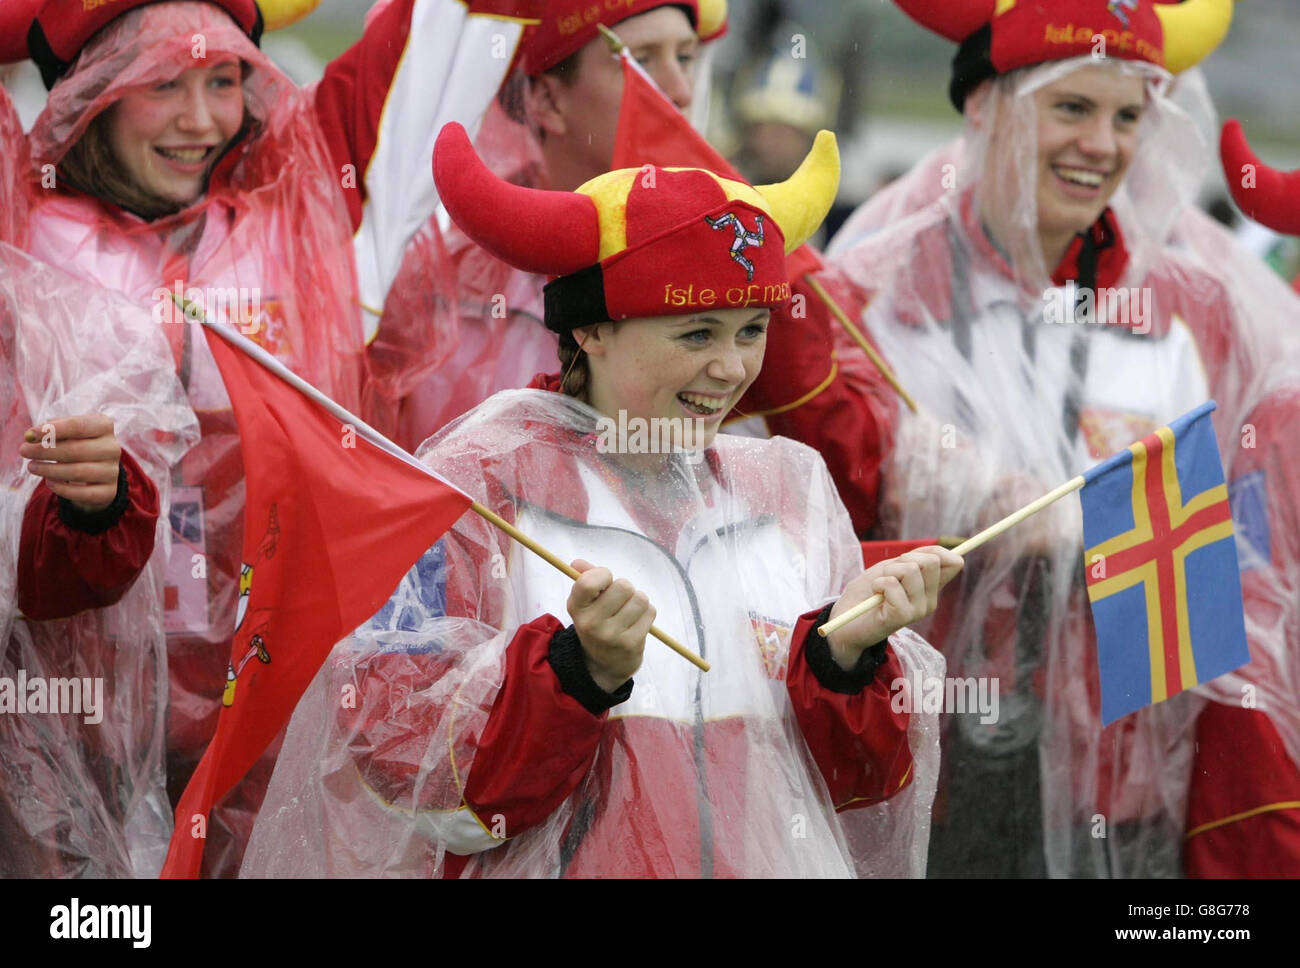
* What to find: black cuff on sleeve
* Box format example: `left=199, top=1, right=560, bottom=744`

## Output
left=805, top=603, right=888, bottom=695
left=548, top=625, right=634, bottom=716
left=56, top=462, right=130, bottom=536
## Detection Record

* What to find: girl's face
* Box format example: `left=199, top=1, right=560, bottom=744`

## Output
left=579, top=307, right=770, bottom=450
left=104, top=59, right=244, bottom=208
left=1031, top=64, right=1146, bottom=246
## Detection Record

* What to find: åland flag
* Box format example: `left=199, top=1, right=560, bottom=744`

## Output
left=1081, top=401, right=1250, bottom=725
left=160, top=320, right=472, bottom=878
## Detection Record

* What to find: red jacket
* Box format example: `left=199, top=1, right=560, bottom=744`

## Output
left=347, top=604, right=914, bottom=878
left=361, top=406, right=915, bottom=877
left=9, top=0, right=538, bottom=877
left=1183, top=385, right=1300, bottom=876
left=241, top=388, right=940, bottom=878
left=17, top=448, right=159, bottom=621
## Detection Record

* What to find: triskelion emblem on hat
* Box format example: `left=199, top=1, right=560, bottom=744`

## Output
left=1108, top=0, right=1139, bottom=29
left=704, top=212, right=766, bottom=282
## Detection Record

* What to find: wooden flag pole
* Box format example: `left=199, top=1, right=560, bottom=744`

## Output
left=818, top=474, right=1086, bottom=638
left=469, top=502, right=709, bottom=672
left=180, top=296, right=710, bottom=673
left=803, top=273, right=919, bottom=415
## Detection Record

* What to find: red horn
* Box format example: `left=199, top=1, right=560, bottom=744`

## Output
left=1221, top=119, right=1300, bottom=236
left=893, top=0, right=997, bottom=43
left=433, top=122, right=600, bottom=276
left=0, top=0, right=43, bottom=64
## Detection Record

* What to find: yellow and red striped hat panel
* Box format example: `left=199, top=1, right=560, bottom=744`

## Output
left=433, top=121, right=839, bottom=331
left=594, top=167, right=788, bottom=321
left=895, top=0, right=1232, bottom=75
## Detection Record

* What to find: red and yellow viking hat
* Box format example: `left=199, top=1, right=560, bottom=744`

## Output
left=1221, top=120, right=1300, bottom=236
left=520, top=0, right=727, bottom=76
left=3, top=0, right=320, bottom=87
left=894, top=0, right=1234, bottom=110
left=433, top=120, right=838, bottom=333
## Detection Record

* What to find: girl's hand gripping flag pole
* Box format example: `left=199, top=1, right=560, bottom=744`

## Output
left=162, top=300, right=708, bottom=877
left=183, top=298, right=708, bottom=671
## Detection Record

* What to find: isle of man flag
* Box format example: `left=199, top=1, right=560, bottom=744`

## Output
left=160, top=321, right=472, bottom=878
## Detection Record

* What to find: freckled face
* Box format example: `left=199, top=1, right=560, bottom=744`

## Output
left=104, top=59, right=244, bottom=207
left=581, top=307, right=770, bottom=447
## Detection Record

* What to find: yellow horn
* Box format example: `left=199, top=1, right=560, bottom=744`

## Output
left=696, top=0, right=728, bottom=39
left=754, top=130, right=840, bottom=254
left=1155, top=0, right=1234, bottom=74
left=258, top=0, right=322, bottom=32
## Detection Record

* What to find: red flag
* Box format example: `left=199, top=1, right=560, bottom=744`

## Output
left=160, top=322, right=471, bottom=878
left=611, top=52, right=823, bottom=278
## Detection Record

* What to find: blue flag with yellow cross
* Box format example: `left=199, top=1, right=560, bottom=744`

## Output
left=1081, top=401, right=1251, bottom=724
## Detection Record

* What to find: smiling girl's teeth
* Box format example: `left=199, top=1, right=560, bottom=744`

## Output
left=679, top=392, right=723, bottom=414
left=1056, top=166, right=1104, bottom=187
left=158, top=147, right=208, bottom=163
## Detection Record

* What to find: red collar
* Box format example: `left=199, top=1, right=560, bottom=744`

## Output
left=528, top=371, right=562, bottom=392
left=959, top=191, right=1130, bottom=292
left=1050, top=209, right=1129, bottom=291
left=890, top=192, right=1135, bottom=328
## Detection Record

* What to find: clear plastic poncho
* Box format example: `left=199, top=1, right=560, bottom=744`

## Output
left=0, top=243, right=198, bottom=876
left=23, top=2, right=364, bottom=408
left=1, top=1, right=370, bottom=877
left=829, top=56, right=1300, bottom=876
left=242, top=388, right=944, bottom=877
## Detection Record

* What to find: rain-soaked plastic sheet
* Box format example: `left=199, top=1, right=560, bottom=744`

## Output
left=0, top=243, right=198, bottom=876
left=4, top=1, right=376, bottom=877
left=244, top=388, right=945, bottom=877
left=828, top=57, right=1300, bottom=876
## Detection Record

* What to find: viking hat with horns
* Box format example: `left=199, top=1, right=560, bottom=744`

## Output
left=1221, top=120, right=1300, bottom=237
left=521, top=0, right=727, bottom=76
left=433, top=120, right=838, bottom=333
left=894, top=0, right=1234, bottom=110
left=1, top=0, right=321, bottom=88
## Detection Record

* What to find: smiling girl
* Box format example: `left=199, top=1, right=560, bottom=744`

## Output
left=823, top=0, right=1300, bottom=878
left=61, top=57, right=248, bottom=219
left=241, top=123, right=963, bottom=878
left=0, top=0, right=539, bottom=876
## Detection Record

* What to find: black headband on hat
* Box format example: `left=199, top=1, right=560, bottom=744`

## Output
left=27, top=0, right=264, bottom=90
left=949, top=23, right=996, bottom=113
left=542, top=265, right=613, bottom=334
